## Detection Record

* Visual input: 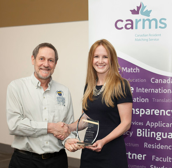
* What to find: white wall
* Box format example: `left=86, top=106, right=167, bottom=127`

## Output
left=0, top=21, right=88, bottom=159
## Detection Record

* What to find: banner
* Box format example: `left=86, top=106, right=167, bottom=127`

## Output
left=89, top=0, right=172, bottom=167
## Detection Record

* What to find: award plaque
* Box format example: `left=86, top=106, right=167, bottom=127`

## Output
left=76, top=112, right=99, bottom=146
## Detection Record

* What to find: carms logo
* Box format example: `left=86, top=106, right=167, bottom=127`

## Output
left=114, top=2, right=167, bottom=30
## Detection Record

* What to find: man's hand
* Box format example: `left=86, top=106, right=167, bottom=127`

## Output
left=48, top=122, right=70, bottom=140
left=65, top=139, right=83, bottom=152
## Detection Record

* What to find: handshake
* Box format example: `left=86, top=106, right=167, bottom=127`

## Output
left=48, top=122, right=82, bottom=152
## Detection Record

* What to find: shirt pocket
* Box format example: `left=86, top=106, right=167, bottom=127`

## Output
left=51, top=104, right=68, bottom=123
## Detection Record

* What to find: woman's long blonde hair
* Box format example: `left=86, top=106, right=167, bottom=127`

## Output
left=82, top=39, right=130, bottom=110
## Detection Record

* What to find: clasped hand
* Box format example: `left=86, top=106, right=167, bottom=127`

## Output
left=48, top=122, right=70, bottom=140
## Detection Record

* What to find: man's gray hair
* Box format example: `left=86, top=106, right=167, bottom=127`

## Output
left=32, top=43, right=58, bottom=63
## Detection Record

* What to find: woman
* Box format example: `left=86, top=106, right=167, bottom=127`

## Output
left=79, top=39, right=133, bottom=168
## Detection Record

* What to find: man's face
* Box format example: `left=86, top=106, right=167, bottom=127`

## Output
left=31, top=47, right=57, bottom=81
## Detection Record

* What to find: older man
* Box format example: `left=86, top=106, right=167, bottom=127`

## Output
left=6, top=43, right=78, bottom=168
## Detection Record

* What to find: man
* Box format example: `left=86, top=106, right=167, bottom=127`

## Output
left=6, top=43, right=78, bottom=168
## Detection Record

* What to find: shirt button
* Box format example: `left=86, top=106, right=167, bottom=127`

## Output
left=45, top=118, right=47, bottom=121
left=44, top=107, right=46, bottom=109
left=43, top=96, right=45, bottom=99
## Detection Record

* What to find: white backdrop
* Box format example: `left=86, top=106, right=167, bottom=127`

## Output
left=89, top=0, right=172, bottom=73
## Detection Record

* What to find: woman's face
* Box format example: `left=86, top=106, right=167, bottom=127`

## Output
left=93, top=45, right=110, bottom=76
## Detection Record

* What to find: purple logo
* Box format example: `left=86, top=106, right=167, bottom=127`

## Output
left=130, top=2, right=152, bottom=17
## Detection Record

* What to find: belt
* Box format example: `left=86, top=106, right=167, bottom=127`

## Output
left=15, top=149, right=64, bottom=160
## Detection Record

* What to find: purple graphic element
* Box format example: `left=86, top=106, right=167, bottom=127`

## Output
left=130, top=3, right=141, bottom=15
left=118, top=57, right=172, bottom=167
left=130, top=2, right=152, bottom=17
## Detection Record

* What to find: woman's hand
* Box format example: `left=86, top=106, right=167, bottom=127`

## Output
left=86, top=139, right=105, bottom=152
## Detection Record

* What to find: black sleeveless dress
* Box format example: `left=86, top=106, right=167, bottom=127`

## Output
left=80, top=80, right=132, bottom=168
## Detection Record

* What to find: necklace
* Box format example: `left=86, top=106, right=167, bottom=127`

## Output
left=93, top=83, right=106, bottom=96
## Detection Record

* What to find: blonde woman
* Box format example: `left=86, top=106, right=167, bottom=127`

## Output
left=78, top=39, right=133, bottom=168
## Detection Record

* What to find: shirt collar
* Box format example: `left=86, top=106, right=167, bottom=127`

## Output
left=31, top=73, right=53, bottom=89
left=47, top=77, right=53, bottom=90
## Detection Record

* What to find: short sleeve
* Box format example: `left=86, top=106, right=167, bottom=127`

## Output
left=116, top=79, right=133, bottom=104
